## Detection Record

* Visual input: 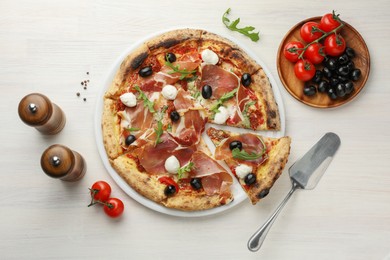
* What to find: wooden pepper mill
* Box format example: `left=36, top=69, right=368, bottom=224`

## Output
left=41, top=144, right=87, bottom=181
left=18, top=93, right=66, bottom=134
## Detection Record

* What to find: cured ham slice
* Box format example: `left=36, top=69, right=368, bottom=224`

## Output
left=118, top=101, right=154, bottom=131
left=200, top=64, right=240, bottom=99
left=191, top=151, right=233, bottom=195
left=171, top=109, right=206, bottom=146
left=137, top=133, right=196, bottom=175
left=214, top=133, right=267, bottom=165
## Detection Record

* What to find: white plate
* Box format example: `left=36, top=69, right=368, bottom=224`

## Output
left=95, top=28, right=286, bottom=217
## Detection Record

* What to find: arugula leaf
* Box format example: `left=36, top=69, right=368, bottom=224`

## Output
left=134, top=85, right=155, bottom=113
left=231, top=147, right=265, bottom=160
left=210, top=87, right=238, bottom=114
left=177, top=162, right=194, bottom=180
left=222, top=8, right=260, bottom=42
left=154, top=106, right=168, bottom=146
left=242, top=101, right=256, bottom=128
left=165, top=60, right=197, bottom=80
left=125, top=127, right=140, bottom=132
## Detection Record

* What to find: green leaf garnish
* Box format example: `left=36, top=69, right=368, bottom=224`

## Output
left=154, top=106, right=168, bottom=146
left=231, top=147, right=264, bottom=160
left=134, top=85, right=155, bottom=113
left=177, top=162, right=194, bottom=180
left=242, top=101, right=256, bottom=128
left=125, top=127, right=140, bottom=132
left=210, top=87, right=238, bottom=114
left=165, top=59, right=197, bottom=80
left=222, top=8, right=260, bottom=42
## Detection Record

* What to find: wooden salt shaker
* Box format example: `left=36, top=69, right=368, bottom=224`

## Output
left=18, top=93, right=66, bottom=134
left=41, top=144, right=87, bottom=182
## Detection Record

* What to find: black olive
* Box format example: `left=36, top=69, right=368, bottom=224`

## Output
left=139, top=66, right=153, bottom=77
left=201, top=85, right=212, bottom=99
left=229, top=140, right=243, bottom=151
left=125, top=135, right=136, bottom=146
left=303, top=85, right=317, bottom=96
left=170, top=110, right=180, bottom=122
left=325, top=57, right=338, bottom=71
left=257, top=188, right=270, bottom=199
left=346, top=60, right=355, bottom=71
left=190, top=178, right=202, bottom=190
left=337, top=75, right=349, bottom=83
left=164, top=185, right=176, bottom=196
left=318, top=80, right=329, bottom=93
left=337, top=66, right=350, bottom=77
left=241, top=73, right=251, bottom=87
left=338, top=54, right=349, bottom=65
left=244, top=173, right=256, bottom=185
left=322, top=67, right=333, bottom=79
left=330, top=77, right=340, bottom=87
left=165, top=52, right=176, bottom=63
left=345, top=47, right=356, bottom=59
left=350, top=69, right=361, bottom=81
left=312, top=70, right=323, bottom=83
left=345, top=81, right=354, bottom=94
left=336, top=83, right=346, bottom=97
left=327, top=87, right=338, bottom=100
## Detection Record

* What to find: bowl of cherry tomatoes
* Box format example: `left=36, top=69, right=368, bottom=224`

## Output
left=277, top=11, right=370, bottom=108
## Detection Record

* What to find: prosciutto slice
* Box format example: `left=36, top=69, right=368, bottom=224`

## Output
left=173, top=89, right=196, bottom=112
left=171, top=109, right=206, bottom=146
left=191, top=151, right=233, bottom=195
left=200, top=64, right=240, bottom=99
left=137, top=133, right=196, bottom=175
left=214, top=133, right=267, bottom=165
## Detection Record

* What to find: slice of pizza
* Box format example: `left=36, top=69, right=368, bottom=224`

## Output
left=110, top=133, right=233, bottom=211
left=207, top=127, right=291, bottom=204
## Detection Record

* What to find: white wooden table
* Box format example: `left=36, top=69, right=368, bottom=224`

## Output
left=1, top=1, right=389, bottom=259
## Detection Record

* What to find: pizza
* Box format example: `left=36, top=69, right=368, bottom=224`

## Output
left=206, top=127, right=291, bottom=205
left=101, top=28, right=289, bottom=211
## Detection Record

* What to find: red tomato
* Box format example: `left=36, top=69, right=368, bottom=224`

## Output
left=303, top=42, right=326, bottom=64
left=90, top=181, right=111, bottom=202
left=324, top=34, right=346, bottom=56
left=158, top=176, right=179, bottom=192
left=300, top=22, right=323, bottom=43
left=283, top=41, right=305, bottom=63
left=104, top=198, right=124, bottom=218
left=320, top=12, right=341, bottom=32
left=294, top=60, right=316, bottom=81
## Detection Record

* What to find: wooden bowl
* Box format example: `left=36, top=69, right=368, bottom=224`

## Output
left=277, top=16, right=370, bottom=108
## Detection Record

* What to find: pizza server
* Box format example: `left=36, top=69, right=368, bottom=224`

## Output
left=248, top=132, right=341, bottom=252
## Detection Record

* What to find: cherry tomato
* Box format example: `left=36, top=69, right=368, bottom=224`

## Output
left=303, top=42, right=326, bottom=64
left=324, top=34, right=346, bottom=57
left=283, top=41, right=305, bottom=63
left=294, top=60, right=316, bottom=81
left=104, top=198, right=124, bottom=218
left=90, top=181, right=111, bottom=202
left=320, top=12, right=341, bottom=32
left=300, top=21, right=323, bottom=43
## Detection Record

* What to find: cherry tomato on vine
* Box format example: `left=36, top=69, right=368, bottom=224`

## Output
left=324, top=34, right=346, bottom=56
left=320, top=12, right=341, bottom=32
left=103, top=198, right=124, bottom=218
left=300, top=21, right=323, bottom=43
left=294, top=59, right=316, bottom=81
left=90, top=181, right=111, bottom=202
left=303, top=42, right=326, bottom=64
left=283, top=41, right=305, bottom=63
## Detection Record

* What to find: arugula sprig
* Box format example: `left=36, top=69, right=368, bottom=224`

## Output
left=232, top=147, right=264, bottom=160
left=242, top=101, right=256, bottom=128
left=154, top=106, right=168, bottom=146
left=165, top=59, right=197, bottom=80
left=222, top=8, right=260, bottom=42
left=177, top=162, right=194, bottom=180
left=210, top=87, right=238, bottom=114
left=134, top=85, right=155, bottom=113
left=125, top=127, right=140, bottom=132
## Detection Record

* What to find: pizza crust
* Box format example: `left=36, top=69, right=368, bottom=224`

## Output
left=147, top=28, right=202, bottom=52
left=102, top=98, right=123, bottom=159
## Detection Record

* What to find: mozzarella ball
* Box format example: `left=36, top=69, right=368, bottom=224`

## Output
left=164, top=155, right=180, bottom=174
left=201, top=49, right=219, bottom=65
left=119, top=92, right=137, bottom=107
left=162, top=85, right=178, bottom=100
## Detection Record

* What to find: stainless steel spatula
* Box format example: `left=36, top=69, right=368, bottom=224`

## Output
left=248, top=132, right=341, bottom=252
